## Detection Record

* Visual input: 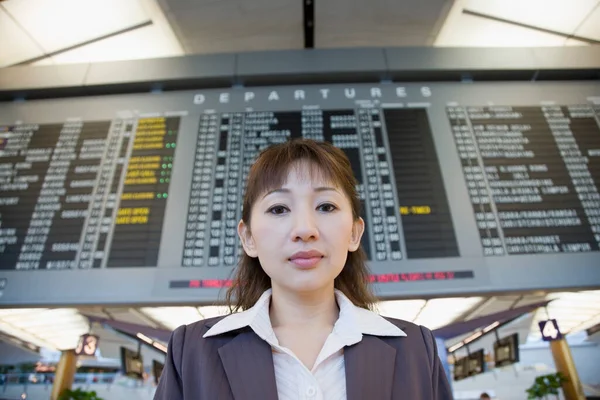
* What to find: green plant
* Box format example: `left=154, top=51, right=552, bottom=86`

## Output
left=526, top=372, right=568, bottom=399
left=58, top=388, right=104, bottom=400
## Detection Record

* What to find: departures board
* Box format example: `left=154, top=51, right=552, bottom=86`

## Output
left=0, top=82, right=599, bottom=306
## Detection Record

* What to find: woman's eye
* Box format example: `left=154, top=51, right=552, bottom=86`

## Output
left=318, top=203, right=337, bottom=213
left=267, top=205, right=288, bottom=215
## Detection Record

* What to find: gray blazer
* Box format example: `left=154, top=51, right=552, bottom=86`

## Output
left=154, top=315, right=453, bottom=399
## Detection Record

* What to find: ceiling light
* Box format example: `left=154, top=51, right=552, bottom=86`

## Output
left=0, top=308, right=90, bottom=350
left=140, top=307, right=203, bottom=330
left=152, top=342, right=167, bottom=353
left=528, top=290, right=600, bottom=342
left=448, top=341, right=464, bottom=353
left=414, top=297, right=482, bottom=330
left=483, top=321, right=500, bottom=333
left=464, top=331, right=483, bottom=344
left=377, top=300, right=426, bottom=322
left=136, top=332, right=153, bottom=344
left=197, top=306, right=230, bottom=319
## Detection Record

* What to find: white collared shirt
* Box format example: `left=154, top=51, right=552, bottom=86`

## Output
left=204, top=289, right=406, bottom=400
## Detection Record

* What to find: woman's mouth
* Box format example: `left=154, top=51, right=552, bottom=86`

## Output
left=289, top=250, right=324, bottom=269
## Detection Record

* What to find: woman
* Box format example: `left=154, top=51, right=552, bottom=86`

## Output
left=154, top=139, right=452, bottom=399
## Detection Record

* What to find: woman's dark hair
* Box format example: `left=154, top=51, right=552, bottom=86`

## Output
left=225, top=138, right=378, bottom=312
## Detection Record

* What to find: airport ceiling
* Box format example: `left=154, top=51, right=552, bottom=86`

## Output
left=0, top=0, right=599, bottom=67
left=1, top=290, right=599, bottom=361
left=156, top=0, right=451, bottom=53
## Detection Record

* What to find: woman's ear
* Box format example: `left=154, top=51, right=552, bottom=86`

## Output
left=238, top=219, right=258, bottom=258
left=348, top=217, right=365, bottom=252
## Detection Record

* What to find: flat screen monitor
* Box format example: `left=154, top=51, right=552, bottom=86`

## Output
left=494, top=333, right=520, bottom=367
left=120, top=347, right=144, bottom=380
left=152, top=360, right=164, bottom=385
left=467, top=349, right=486, bottom=376
left=453, top=356, right=469, bottom=381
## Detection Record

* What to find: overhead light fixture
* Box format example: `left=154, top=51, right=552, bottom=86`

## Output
left=152, top=342, right=167, bottom=353
left=140, top=307, right=203, bottom=330
left=528, top=290, right=600, bottom=342
left=377, top=300, right=427, bottom=322
left=447, top=316, right=524, bottom=354
left=464, top=331, right=483, bottom=344
left=414, top=297, right=483, bottom=330
left=0, top=308, right=89, bottom=350
left=136, top=332, right=153, bottom=344
left=483, top=321, right=500, bottom=333
left=448, top=341, right=465, bottom=353
left=111, top=327, right=167, bottom=355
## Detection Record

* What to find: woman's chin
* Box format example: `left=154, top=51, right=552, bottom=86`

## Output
left=274, top=274, right=337, bottom=294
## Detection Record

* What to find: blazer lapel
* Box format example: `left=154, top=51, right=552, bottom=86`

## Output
left=345, top=335, right=397, bottom=400
left=218, top=329, right=279, bottom=400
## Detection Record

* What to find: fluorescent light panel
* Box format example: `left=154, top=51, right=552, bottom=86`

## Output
left=2, top=0, right=150, bottom=53
left=483, top=321, right=500, bottom=333
left=0, top=308, right=89, bottom=350
left=377, top=300, right=426, bottom=322
left=435, top=0, right=595, bottom=47
left=528, top=290, right=600, bottom=341
left=140, top=305, right=231, bottom=330
left=45, top=25, right=184, bottom=65
left=136, top=332, right=153, bottom=344
left=197, top=306, right=230, bottom=320
left=153, top=342, right=167, bottom=352
left=140, top=307, right=203, bottom=330
left=464, top=0, right=598, bottom=35
left=0, top=308, right=47, bottom=317
left=0, top=8, right=44, bottom=67
left=414, top=297, right=483, bottom=330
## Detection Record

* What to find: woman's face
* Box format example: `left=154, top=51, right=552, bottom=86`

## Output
left=238, top=162, right=364, bottom=294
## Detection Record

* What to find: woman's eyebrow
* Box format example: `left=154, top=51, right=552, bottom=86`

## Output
left=262, top=188, right=289, bottom=199
left=314, top=186, right=339, bottom=193
left=261, top=186, right=339, bottom=199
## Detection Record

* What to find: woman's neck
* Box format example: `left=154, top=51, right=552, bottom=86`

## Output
left=269, top=284, right=339, bottom=329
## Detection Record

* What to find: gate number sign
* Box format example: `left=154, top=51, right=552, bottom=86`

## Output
left=75, top=334, right=99, bottom=356
left=539, top=319, right=562, bottom=341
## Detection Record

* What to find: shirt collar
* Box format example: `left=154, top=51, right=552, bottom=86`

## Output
left=203, top=288, right=406, bottom=341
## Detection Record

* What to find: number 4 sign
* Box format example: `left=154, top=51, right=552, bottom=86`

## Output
left=539, top=319, right=562, bottom=341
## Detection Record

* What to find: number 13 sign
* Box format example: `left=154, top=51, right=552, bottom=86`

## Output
left=75, top=334, right=99, bottom=356
left=539, top=319, right=562, bottom=341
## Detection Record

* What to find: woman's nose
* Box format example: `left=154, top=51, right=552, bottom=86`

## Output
left=290, top=210, right=319, bottom=242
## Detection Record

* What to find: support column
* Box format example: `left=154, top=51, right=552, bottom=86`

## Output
left=549, top=339, right=585, bottom=400
left=435, top=336, right=452, bottom=388
left=51, top=350, right=77, bottom=400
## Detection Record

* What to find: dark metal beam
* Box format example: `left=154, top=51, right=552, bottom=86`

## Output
left=303, top=0, right=315, bottom=48
left=1, top=47, right=599, bottom=102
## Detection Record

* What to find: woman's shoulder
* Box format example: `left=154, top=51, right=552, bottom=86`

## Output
left=381, top=316, right=440, bottom=365
left=380, top=316, right=437, bottom=345
left=189, top=315, right=230, bottom=331
left=381, top=316, right=436, bottom=335
left=381, top=315, right=418, bottom=331
left=169, top=315, right=231, bottom=344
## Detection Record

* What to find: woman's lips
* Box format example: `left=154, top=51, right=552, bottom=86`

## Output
left=289, top=250, right=324, bottom=269
left=289, top=256, right=322, bottom=268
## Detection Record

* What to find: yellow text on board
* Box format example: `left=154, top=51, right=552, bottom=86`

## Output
left=400, top=206, right=431, bottom=215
